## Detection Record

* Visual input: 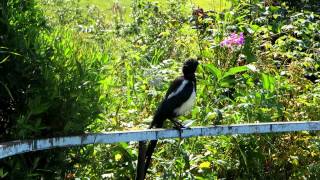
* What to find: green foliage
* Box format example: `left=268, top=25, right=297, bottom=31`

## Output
left=1, top=0, right=104, bottom=178
left=1, top=0, right=320, bottom=179
left=278, top=0, right=320, bottom=11
left=205, top=64, right=251, bottom=88
left=125, top=0, right=193, bottom=63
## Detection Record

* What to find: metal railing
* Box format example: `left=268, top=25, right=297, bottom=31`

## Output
left=1, top=121, right=320, bottom=159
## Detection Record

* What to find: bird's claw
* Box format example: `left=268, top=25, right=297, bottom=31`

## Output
left=173, top=122, right=187, bottom=129
left=173, top=125, right=186, bottom=139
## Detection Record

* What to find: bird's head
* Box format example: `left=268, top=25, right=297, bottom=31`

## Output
left=183, top=59, right=199, bottom=79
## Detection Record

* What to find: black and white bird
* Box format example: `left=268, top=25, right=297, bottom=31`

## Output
left=149, top=59, right=199, bottom=129
left=139, top=59, right=199, bottom=179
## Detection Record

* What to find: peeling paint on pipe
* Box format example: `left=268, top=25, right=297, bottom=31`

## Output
left=1, top=121, right=320, bottom=159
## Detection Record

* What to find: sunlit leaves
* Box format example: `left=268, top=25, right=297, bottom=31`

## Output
left=115, top=153, right=122, bottom=161
left=204, top=64, right=222, bottom=80
left=199, top=161, right=211, bottom=169
left=261, top=73, right=275, bottom=92
left=222, top=66, right=249, bottom=79
left=204, top=63, right=251, bottom=87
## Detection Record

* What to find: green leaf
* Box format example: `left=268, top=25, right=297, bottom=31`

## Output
left=243, top=36, right=257, bottom=62
left=28, top=97, right=50, bottom=115
left=0, top=55, right=10, bottom=64
left=222, top=66, right=249, bottom=79
left=183, top=120, right=195, bottom=127
left=204, top=64, right=222, bottom=80
left=261, top=73, right=275, bottom=92
left=250, top=24, right=260, bottom=32
left=220, top=77, right=236, bottom=88
left=0, top=168, right=8, bottom=178
left=0, top=81, right=14, bottom=101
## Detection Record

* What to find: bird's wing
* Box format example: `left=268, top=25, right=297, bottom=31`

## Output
left=161, top=80, right=194, bottom=115
left=152, top=77, right=195, bottom=126
left=151, top=77, right=185, bottom=127
left=164, top=76, right=184, bottom=99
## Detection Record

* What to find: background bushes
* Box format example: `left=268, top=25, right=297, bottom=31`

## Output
left=0, top=0, right=103, bottom=178
left=1, top=0, right=320, bottom=179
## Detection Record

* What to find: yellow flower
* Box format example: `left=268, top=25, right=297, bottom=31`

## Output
left=115, top=153, right=122, bottom=161
left=199, top=161, right=211, bottom=169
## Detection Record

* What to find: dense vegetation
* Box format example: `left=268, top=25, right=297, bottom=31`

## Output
left=0, top=0, right=320, bottom=179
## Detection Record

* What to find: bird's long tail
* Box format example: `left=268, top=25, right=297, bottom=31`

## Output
left=142, top=111, right=165, bottom=178
left=143, top=139, right=158, bottom=178
left=135, top=141, right=147, bottom=180
left=135, top=139, right=158, bottom=180
left=135, top=110, right=165, bottom=180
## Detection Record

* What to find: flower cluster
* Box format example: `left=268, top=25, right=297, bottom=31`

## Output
left=220, top=32, right=245, bottom=48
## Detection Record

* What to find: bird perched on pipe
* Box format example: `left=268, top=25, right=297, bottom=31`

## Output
left=136, top=59, right=199, bottom=180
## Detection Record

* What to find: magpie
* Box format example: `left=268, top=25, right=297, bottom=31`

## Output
left=138, top=59, right=199, bottom=179
left=149, top=59, right=199, bottom=129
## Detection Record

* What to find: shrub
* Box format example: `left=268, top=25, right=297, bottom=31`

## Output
left=0, top=0, right=103, bottom=178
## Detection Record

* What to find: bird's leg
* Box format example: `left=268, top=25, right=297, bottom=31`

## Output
left=170, top=118, right=185, bottom=129
left=169, top=118, right=185, bottom=139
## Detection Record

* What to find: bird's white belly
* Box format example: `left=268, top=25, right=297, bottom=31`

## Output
left=174, top=89, right=196, bottom=115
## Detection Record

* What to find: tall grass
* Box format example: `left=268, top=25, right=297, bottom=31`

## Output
left=76, top=0, right=231, bottom=23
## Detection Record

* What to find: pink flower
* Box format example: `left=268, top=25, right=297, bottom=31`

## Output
left=220, top=32, right=245, bottom=48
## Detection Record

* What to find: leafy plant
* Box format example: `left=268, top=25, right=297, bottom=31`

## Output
left=205, top=64, right=251, bottom=88
left=1, top=0, right=320, bottom=179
